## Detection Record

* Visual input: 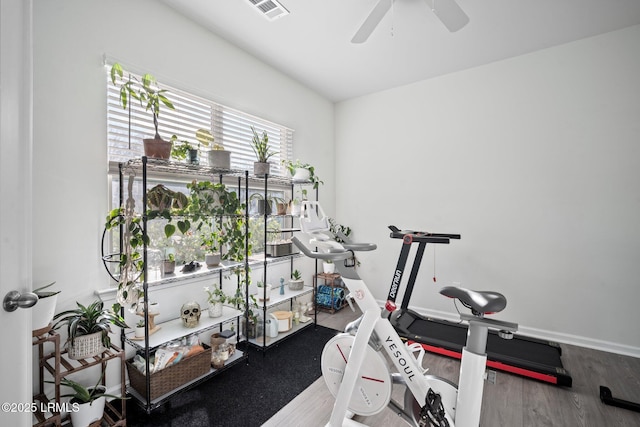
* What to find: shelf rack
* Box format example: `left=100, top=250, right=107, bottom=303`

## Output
left=113, top=156, right=316, bottom=411
left=34, top=329, right=126, bottom=427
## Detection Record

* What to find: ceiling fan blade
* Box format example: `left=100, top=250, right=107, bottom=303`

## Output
left=351, top=0, right=393, bottom=44
left=427, top=0, right=469, bottom=32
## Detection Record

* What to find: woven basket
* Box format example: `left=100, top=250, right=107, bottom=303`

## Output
left=126, top=345, right=211, bottom=401
left=67, top=331, right=105, bottom=360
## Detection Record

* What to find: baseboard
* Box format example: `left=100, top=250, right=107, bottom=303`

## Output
left=387, top=303, right=640, bottom=358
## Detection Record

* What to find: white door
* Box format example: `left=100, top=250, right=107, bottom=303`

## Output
left=0, top=1, right=34, bottom=426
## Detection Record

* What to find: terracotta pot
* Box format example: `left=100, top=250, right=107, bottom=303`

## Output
left=143, top=138, right=172, bottom=159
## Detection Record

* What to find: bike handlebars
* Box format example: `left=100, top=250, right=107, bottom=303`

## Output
left=291, top=236, right=377, bottom=261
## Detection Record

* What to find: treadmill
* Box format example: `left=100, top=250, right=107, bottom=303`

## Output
left=386, top=226, right=572, bottom=387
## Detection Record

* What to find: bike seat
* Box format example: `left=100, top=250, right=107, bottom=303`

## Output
left=440, top=286, right=506, bottom=315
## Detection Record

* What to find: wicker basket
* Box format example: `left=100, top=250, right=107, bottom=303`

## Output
left=126, top=345, right=211, bottom=401
left=67, top=331, right=105, bottom=360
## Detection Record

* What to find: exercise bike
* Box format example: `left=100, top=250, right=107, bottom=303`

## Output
left=292, top=202, right=518, bottom=427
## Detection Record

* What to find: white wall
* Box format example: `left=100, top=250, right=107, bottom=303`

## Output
left=32, top=0, right=333, bottom=306
left=335, top=25, right=640, bottom=356
left=31, top=0, right=333, bottom=387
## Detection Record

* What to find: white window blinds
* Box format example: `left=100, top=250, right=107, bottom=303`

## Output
left=106, top=68, right=293, bottom=176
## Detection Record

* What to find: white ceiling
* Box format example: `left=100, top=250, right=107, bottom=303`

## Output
left=162, top=0, right=640, bottom=102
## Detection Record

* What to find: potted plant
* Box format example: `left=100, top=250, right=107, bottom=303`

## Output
left=170, top=135, right=199, bottom=164
left=250, top=126, right=277, bottom=176
left=204, top=285, right=227, bottom=318
left=186, top=180, right=248, bottom=263
left=289, top=270, right=304, bottom=291
left=282, top=159, right=324, bottom=190
left=289, top=187, right=309, bottom=216
left=56, top=372, right=124, bottom=427
left=249, top=193, right=285, bottom=216
left=323, top=259, right=335, bottom=274
left=201, top=228, right=221, bottom=267
left=52, top=300, right=128, bottom=360
left=32, top=281, right=61, bottom=334
left=198, top=128, right=230, bottom=169
left=110, top=63, right=175, bottom=159
left=256, top=281, right=272, bottom=302
left=228, top=284, right=259, bottom=339
left=134, top=319, right=146, bottom=338
left=104, top=207, right=145, bottom=314
left=163, top=252, right=176, bottom=275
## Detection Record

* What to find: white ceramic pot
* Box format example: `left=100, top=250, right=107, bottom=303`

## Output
left=135, top=326, right=145, bottom=338
left=292, top=167, right=311, bottom=182
left=208, top=301, right=223, bottom=318
left=70, top=391, right=106, bottom=427
left=290, top=202, right=301, bottom=216
left=148, top=302, right=160, bottom=315
left=323, top=262, right=335, bottom=274
left=32, top=294, right=58, bottom=333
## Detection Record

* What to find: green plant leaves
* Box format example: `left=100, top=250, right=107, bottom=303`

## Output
left=164, top=223, right=176, bottom=239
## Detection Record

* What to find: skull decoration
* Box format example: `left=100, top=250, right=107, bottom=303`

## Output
left=180, top=301, right=201, bottom=328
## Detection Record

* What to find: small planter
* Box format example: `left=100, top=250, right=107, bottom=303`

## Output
left=70, top=389, right=106, bottom=427
left=208, top=302, right=223, bottom=318
left=253, top=161, right=270, bottom=177
left=187, top=148, right=199, bottom=165
left=32, top=294, right=58, bottom=335
left=143, top=137, right=172, bottom=160
left=276, top=202, right=287, bottom=215
left=67, top=331, right=104, bottom=360
left=291, top=167, right=311, bottom=182
left=266, top=242, right=294, bottom=257
left=163, top=260, right=176, bottom=275
left=135, top=326, right=145, bottom=339
left=205, top=253, right=221, bottom=267
left=289, top=279, right=304, bottom=291
left=323, top=261, right=335, bottom=274
left=244, top=319, right=257, bottom=339
left=257, top=284, right=272, bottom=302
left=208, top=150, right=231, bottom=169
left=290, top=202, right=301, bottom=216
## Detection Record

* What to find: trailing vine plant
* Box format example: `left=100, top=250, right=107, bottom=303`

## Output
left=105, top=175, right=147, bottom=313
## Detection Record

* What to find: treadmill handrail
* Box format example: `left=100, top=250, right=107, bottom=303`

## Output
left=388, top=225, right=460, bottom=243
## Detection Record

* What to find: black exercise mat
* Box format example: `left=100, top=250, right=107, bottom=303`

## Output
left=126, top=325, right=338, bottom=427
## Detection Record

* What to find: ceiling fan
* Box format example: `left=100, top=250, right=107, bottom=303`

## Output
left=352, top=0, right=469, bottom=43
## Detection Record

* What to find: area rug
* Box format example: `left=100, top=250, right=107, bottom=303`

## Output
left=126, top=325, right=338, bottom=427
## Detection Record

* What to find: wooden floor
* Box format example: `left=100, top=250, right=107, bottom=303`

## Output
left=264, top=307, right=640, bottom=426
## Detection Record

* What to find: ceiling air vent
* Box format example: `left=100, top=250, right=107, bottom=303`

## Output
left=247, top=0, right=290, bottom=20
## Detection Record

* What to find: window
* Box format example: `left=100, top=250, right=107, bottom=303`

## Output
left=105, top=66, right=295, bottom=275
left=106, top=67, right=293, bottom=174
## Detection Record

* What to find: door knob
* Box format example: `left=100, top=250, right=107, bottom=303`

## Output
left=3, top=290, right=38, bottom=312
